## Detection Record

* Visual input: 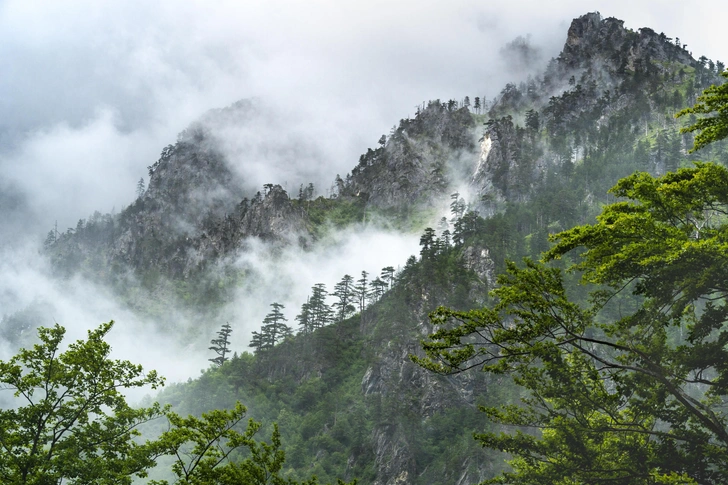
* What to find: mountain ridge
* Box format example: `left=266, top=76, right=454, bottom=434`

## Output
left=20, top=11, right=728, bottom=485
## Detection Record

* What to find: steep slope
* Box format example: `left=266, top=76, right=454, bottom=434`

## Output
left=346, top=100, right=479, bottom=211
left=160, top=239, right=499, bottom=485
left=157, top=13, right=728, bottom=485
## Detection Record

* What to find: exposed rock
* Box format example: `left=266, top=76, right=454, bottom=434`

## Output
left=562, top=12, right=693, bottom=72
left=462, top=244, right=496, bottom=296
left=348, top=102, right=479, bottom=211
left=472, top=12, right=713, bottom=208
left=39, top=12, right=726, bottom=485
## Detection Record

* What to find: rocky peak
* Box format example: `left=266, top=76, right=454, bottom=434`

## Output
left=559, top=11, right=693, bottom=73
left=347, top=101, right=478, bottom=211
left=239, top=185, right=307, bottom=240
left=564, top=12, right=604, bottom=52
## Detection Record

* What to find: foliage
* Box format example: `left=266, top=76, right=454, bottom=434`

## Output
left=34, top=19, right=728, bottom=485
left=160, top=242, right=499, bottom=484
left=0, top=322, right=166, bottom=485
left=209, top=323, right=233, bottom=366
left=332, top=275, right=356, bottom=323
left=678, top=71, right=728, bottom=152
left=153, top=403, right=356, bottom=485
left=0, top=323, right=356, bottom=485
left=251, top=304, right=293, bottom=354
left=416, top=163, right=728, bottom=483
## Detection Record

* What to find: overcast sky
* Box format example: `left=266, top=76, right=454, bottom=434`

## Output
left=1, top=0, right=726, bottom=237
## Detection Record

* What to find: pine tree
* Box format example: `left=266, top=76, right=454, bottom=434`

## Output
left=525, top=109, right=540, bottom=134
left=261, top=302, right=292, bottom=348
left=43, top=230, right=57, bottom=248
left=308, top=283, right=333, bottom=330
left=354, top=271, right=370, bottom=314
left=295, top=297, right=313, bottom=334
left=419, top=227, right=437, bottom=260
left=209, top=323, right=232, bottom=366
left=248, top=331, right=265, bottom=354
left=136, top=177, right=145, bottom=198
left=380, top=266, right=395, bottom=289
left=370, top=277, right=388, bottom=301
left=332, top=275, right=356, bottom=322
left=450, top=192, right=466, bottom=221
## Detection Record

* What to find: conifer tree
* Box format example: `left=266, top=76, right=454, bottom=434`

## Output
left=437, top=216, right=449, bottom=234
left=248, top=330, right=265, bottom=354
left=453, top=210, right=483, bottom=246
left=354, top=271, right=370, bottom=314
left=380, top=266, right=395, bottom=289
left=332, top=275, right=356, bottom=322
left=450, top=192, right=466, bottom=220
left=525, top=108, right=540, bottom=134
left=261, top=302, right=292, bottom=347
left=209, top=322, right=232, bottom=366
left=308, top=283, right=333, bottom=330
left=441, top=229, right=452, bottom=247
left=419, top=227, right=437, bottom=260
left=295, top=297, right=313, bottom=334
left=370, top=277, right=388, bottom=301
left=136, top=177, right=145, bottom=198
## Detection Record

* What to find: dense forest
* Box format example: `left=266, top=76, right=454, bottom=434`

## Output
left=3, top=11, right=728, bottom=485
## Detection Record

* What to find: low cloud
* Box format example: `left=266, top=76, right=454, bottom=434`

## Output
left=224, top=225, right=421, bottom=349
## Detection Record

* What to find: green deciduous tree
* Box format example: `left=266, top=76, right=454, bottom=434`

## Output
left=417, top=163, right=728, bottom=483
left=0, top=322, right=356, bottom=485
left=155, top=403, right=357, bottom=485
left=0, top=322, right=166, bottom=485
left=677, top=70, right=728, bottom=152
left=153, top=403, right=316, bottom=485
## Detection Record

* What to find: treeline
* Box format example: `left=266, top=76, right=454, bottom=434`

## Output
left=247, top=266, right=397, bottom=354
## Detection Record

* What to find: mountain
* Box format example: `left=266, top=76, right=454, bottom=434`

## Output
left=14, top=11, right=728, bottom=485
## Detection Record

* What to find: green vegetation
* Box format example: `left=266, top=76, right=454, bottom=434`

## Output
left=0, top=322, right=356, bottom=485
left=161, top=236, right=502, bottom=484
left=0, top=322, right=165, bottom=484
left=678, top=71, right=728, bottom=152
left=301, top=197, right=367, bottom=238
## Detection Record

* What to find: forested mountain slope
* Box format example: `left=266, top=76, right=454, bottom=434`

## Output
left=7, top=11, right=728, bottom=485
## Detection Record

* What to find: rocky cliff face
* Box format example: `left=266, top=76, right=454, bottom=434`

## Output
left=561, top=12, right=694, bottom=73
left=347, top=101, right=479, bottom=211
left=51, top=13, right=712, bottom=280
